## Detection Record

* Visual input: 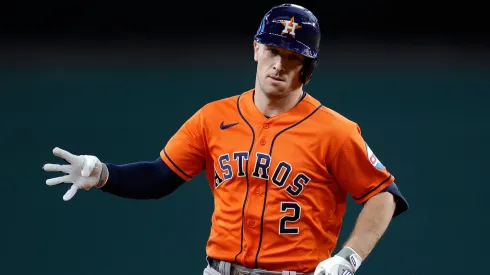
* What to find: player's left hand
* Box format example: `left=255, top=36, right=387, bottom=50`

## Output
left=314, top=247, right=362, bottom=275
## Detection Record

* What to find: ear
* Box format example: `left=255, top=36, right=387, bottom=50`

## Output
left=253, top=41, right=259, bottom=62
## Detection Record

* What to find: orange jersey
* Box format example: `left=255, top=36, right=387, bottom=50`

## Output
left=160, top=89, right=394, bottom=273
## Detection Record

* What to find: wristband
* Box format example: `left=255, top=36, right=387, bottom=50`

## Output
left=336, top=247, right=362, bottom=272
left=96, top=163, right=109, bottom=188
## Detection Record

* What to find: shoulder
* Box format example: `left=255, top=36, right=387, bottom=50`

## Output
left=305, top=94, right=359, bottom=135
left=200, top=94, right=242, bottom=115
left=318, top=106, right=358, bottom=130
left=193, top=91, right=248, bottom=129
left=302, top=94, right=364, bottom=159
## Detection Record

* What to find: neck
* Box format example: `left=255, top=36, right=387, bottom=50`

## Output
left=254, top=87, right=304, bottom=118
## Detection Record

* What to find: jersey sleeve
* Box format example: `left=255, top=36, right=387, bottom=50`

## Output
left=160, top=108, right=207, bottom=181
left=330, top=125, right=395, bottom=204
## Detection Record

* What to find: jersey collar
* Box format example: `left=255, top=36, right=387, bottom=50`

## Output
left=237, top=89, right=319, bottom=124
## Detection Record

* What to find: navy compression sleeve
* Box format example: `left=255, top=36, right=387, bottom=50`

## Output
left=100, top=158, right=185, bottom=199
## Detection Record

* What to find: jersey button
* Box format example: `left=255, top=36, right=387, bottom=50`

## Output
left=248, top=219, right=256, bottom=227
left=263, top=123, right=270, bottom=129
left=254, top=187, right=260, bottom=194
left=260, top=139, right=266, bottom=146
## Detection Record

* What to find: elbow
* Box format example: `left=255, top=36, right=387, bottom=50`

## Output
left=151, top=188, right=177, bottom=200
left=150, top=178, right=184, bottom=200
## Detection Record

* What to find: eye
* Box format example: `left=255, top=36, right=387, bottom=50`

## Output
left=288, top=54, right=302, bottom=61
left=267, top=48, right=279, bottom=55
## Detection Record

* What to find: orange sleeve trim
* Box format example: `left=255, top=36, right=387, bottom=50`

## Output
left=353, top=174, right=394, bottom=203
left=160, top=149, right=192, bottom=181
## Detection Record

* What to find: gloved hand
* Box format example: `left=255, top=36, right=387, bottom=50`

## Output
left=314, top=247, right=362, bottom=275
left=43, top=147, right=108, bottom=201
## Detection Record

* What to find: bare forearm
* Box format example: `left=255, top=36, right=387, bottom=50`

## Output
left=344, top=192, right=396, bottom=260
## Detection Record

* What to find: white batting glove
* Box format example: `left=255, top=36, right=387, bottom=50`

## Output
left=314, top=247, right=362, bottom=275
left=43, top=147, right=108, bottom=201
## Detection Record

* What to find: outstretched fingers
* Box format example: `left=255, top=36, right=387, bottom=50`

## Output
left=63, top=185, right=78, bottom=201
left=43, top=163, right=71, bottom=173
left=52, top=147, right=80, bottom=164
left=46, top=175, right=72, bottom=186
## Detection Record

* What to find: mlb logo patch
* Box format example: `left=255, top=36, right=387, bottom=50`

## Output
left=365, top=143, right=385, bottom=169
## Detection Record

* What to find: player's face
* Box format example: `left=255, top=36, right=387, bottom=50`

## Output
left=254, top=42, right=305, bottom=96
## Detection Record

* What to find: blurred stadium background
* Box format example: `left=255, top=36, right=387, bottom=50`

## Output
left=0, top=1, right=488, bottom=274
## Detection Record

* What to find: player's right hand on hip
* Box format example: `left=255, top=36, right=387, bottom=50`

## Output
left=43, top=147, right=106, bottom=201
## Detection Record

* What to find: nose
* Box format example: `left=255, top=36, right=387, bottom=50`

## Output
left=272, top=56, right=285, bottom=72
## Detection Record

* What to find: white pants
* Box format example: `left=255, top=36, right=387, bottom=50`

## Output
left=203, top=265, right=222, bottom=275
left=203, top=264, right=306, bottom=275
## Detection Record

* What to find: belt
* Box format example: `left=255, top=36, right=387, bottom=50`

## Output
left=208, top=257, right=313, bottom=275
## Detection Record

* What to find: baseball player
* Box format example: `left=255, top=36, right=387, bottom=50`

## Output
left=43, top=3, right=408, bottom=275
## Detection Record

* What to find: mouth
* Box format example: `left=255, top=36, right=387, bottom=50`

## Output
left=268, top=76, right=285, bottom=82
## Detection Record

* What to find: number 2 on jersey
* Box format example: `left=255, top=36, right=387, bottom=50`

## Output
left=279, top=202, right=301, bottom=234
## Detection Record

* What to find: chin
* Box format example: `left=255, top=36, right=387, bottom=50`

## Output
left=265, top=78, right=288, bottom=93
left=264, top=85, right=286, bottom=95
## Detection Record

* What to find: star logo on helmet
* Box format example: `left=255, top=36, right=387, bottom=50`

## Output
left=281, top=16, right=302, bottom=38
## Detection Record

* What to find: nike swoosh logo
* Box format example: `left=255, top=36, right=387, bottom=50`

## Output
left=220, top=121, right=239, bottom=130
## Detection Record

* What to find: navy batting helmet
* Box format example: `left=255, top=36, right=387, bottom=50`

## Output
left=254, top=3, right=321, bottom=84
